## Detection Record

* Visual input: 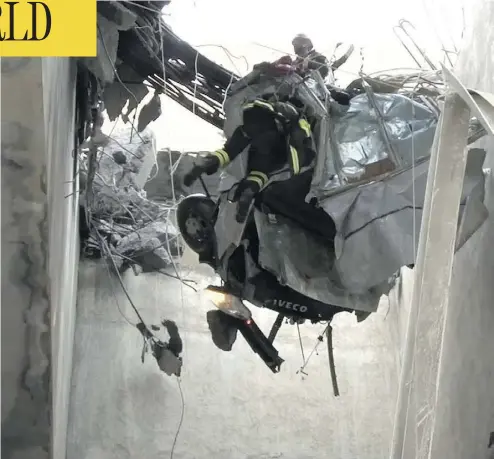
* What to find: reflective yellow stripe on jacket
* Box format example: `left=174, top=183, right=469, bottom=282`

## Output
left=246, top=170, right=269, bottom=188
left=289, top=146, right=300, bottom=174
left=212, top=149, right=230, bottom=167
left=298, top=118, right=311, bottom=137
left=243, top=100, right=275, bottom=113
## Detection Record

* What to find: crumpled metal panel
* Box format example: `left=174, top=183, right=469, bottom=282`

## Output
left=337, top=94, right=435, bottom=174
left=214, top=194, right=246, bottom=262
left=311, top=93, right=438, bottom=196
left=319, top=148, right=487, bottom=292
left=253, top=210, right=388, bottom=312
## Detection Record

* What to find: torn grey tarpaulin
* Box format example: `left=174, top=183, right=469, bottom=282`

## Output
left=310, top=92, right=438, bottom=194
left=318, top=148, right=487, bottom=292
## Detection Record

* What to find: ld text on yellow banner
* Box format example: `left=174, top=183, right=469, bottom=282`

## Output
left=0, top=0, right=97, bottom=56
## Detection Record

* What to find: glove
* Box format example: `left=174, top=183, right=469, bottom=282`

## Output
left=232, top=179, right=261, bottom=223
left=183, top=155, right=220, bottom=187
left=328, top=87, right=351, bottom=106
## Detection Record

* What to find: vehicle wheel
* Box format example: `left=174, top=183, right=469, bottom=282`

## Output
left=177, top=195, right=216, bottom=254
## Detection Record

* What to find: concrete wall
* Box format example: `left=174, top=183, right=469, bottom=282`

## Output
left=68, top=257, right=400, bottom=459
left=387, top=268, right=414, bottom=369
left=427, top=2, right=494, bottom=456
left=390, top=1, right=494, bottom=456
left=1, top=58, right=79, bottom=459
left=42, top=58, right=80, bottom=459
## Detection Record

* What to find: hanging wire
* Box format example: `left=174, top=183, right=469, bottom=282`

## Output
left=169, top=377, right=185, bottom=459
left=97, top=231, right=151, bottom=329
left=195, top=43, right=250, bottom=76
left=359, top=46, right=365, bottom=76
left=121, top=0, right=165, bottom=15
left=159, top=11, right=194, bottom=456
left=296, top=322, right=306, bottom=366
left=250, top=41, right=443, bottom=96
left=296, top=324, right=329, bottom=376
left=103, top=256, right=137, bottom=326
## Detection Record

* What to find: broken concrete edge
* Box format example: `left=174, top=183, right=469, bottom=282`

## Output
left=80, top=124, right=186, bottom=275
left=78, top=3, right=163, bottom=138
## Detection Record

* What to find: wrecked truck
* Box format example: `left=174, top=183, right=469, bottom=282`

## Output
left=177, top=65, right=488, bottom=376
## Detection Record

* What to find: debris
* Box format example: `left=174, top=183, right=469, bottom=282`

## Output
left=80, top=125, right=183, bottom=274
left=102, top=66, right=149, bottom=122
left=97, top=1, right=138, bottom=31
left=162, top=320, right=183, bottom=356
left=489, top=432, right=494, bottom=459
left=114, top=221, right=180, bottom=272
left=152, top=320, right=184, bottom=377
left=137, top=92, right=162, bottom=132
left=156, top=348, right=183, bottom=377
left=206, top=310, right=238, bottom=352
left=82, top=15, right=120, bottom=83
left=112, top=150, right=127, bottom=165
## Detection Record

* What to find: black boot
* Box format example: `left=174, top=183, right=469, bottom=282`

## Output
left=233, top=179, right=260, bottom=223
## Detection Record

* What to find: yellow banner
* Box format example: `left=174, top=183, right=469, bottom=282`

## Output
left=0, top=0, right=97, bottom=56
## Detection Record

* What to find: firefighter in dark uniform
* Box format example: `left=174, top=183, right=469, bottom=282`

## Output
left=292, top=34, right=330, bottom=80
left=183, top=95, right=316, bottom=223
left=293, top=34, right=356, bottom=106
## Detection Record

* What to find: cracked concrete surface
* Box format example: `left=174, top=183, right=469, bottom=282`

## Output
left=1, top=58, right=79, bottom=459
left=2, top=59, right=52, bottom=459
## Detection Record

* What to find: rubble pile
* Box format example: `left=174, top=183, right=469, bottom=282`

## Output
left=74, top=0, right=239, bottom=273
left=71, top=1, right=238, bottom=377
left=75, top=0, right=239, bottom=276
left=81, top=126, right=183, bottom=273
